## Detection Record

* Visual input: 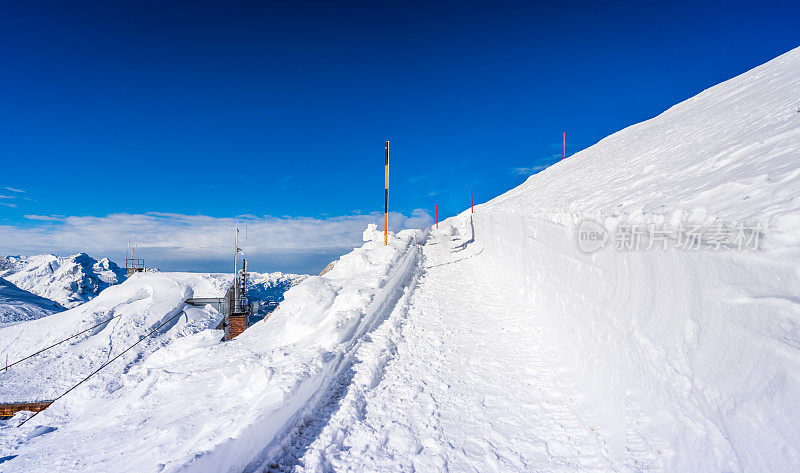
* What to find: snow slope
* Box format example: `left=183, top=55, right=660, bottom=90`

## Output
left=0, top=253, right=126, bottom=308
left=463, top=46, right=800, bottom=472
left=0, top=278, right=64, bottom=328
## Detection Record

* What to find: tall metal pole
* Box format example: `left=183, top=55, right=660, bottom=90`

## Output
left=241, top=258, right=248, bottom=316
left=384, top=140, right=389, bottom=246
left=234, top=221, right=239, bottom=312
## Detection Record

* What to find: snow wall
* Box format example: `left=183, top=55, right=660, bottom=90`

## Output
left=471, top=212, right=798, bottom=472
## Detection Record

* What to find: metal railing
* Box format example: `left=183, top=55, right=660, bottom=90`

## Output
left=126, top=258, right=145, bottom=269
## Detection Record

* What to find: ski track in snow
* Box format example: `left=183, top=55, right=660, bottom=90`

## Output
left=264, top=225, right=663, bottom=472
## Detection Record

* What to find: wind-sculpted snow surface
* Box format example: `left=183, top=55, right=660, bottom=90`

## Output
left=0, top=253, right=126, bottom=308
left=0, top=229, right=422, bottom=473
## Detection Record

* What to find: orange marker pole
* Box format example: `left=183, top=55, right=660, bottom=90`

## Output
left=384, top=140, right=389, bottom=245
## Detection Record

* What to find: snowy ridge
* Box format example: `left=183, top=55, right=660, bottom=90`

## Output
left=0, top=278, right=64, bottom=328
left=0, top=253, right=127, bottom=308
left=487, top=48, right=800, bottom=233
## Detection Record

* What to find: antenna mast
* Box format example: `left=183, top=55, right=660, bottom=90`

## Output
left=224, top=219, right=250, bottom=340
left=234, top=220, right=240, bottom=303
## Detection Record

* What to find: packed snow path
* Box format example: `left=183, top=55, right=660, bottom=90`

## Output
left=266, top=224, right=662, bottom=472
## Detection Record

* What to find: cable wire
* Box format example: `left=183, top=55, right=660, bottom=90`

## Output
left=3, top=313, right=125, bottom=371
left=18, top=309, right=186, bottom=427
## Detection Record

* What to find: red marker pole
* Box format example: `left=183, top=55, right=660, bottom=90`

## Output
left=562, top=132, right=566, bottom=160
left=435, top=205, right=438, bottom=229
left=471, top=188, right=473, bottom=213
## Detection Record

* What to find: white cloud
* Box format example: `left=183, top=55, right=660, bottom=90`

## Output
left=4, top=187, right=24, bottom=193
left=23, top=215, right=63, bottom=221
left=1, top=203, right=18, bottom=208
left=1, top=210, right=433, bottom=273
left=0, top=195, right=16, bottom=199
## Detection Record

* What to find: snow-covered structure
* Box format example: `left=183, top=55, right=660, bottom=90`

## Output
left=2, top=47, right=800, bottom=472
left=0, top=253, right=126, bottom=309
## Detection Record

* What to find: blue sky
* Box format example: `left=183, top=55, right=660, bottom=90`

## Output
left=1, top=1, right=798, bottom=273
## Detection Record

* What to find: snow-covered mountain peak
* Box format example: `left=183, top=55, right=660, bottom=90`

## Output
left=0, top=253, right=126, bottom=308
